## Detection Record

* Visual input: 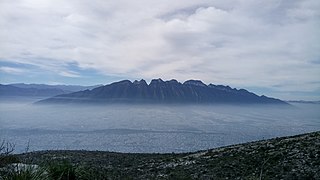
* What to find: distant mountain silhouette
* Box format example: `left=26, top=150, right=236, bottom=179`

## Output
left=0, top=84, right=68, bottom=97
left=0, top=84, right=103, bottom=98
left=37, top=79, right=287, bottom=104
left=9, top=83, right=101, bottom=92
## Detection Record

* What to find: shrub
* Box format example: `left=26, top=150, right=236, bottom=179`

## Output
left=45, top=160, right=76, bottom=180
left=0, top=140, right=18, bottom=168
left=1, top=163, right=48, bottom=180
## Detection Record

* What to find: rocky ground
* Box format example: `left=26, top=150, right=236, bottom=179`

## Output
left=13, top=131, right=320, bottom=179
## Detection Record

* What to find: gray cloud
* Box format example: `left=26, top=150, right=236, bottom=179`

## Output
left=0, top=0, right=319, bottom=99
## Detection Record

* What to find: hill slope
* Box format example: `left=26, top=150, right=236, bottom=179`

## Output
left=38, top=79, right=287, bottom=104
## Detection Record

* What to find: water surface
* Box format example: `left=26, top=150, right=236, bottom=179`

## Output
left=0, top=98, right=319, bottom=153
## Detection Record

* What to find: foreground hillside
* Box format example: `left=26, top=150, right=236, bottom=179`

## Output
left=10, top=131, right=319, bottom=179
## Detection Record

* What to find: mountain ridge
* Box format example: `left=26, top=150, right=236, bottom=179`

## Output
left=0, top=84, right=103, bottom=98
left=9, top=83, right=102, bottom=92
left=0, top=84, right=69, bottom=97
left=37, top=79, right=287, bottom=105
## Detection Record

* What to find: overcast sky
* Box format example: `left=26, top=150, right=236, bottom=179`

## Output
left=0, top=0, right=319, bottom=100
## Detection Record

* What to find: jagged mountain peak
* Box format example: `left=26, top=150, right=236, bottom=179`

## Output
left=149, top=78, right=165, bottom=85
left=166, top=79, right=180, bottom=84
left=184, top=80, right=207, bottom=87
left=133, top=79, right=147, bottom=85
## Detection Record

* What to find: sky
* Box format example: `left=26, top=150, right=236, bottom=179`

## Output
left=0, top=0, right=319, bottom=101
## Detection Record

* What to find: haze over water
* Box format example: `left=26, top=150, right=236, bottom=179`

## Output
left=0, top=98, right=319, bottom=153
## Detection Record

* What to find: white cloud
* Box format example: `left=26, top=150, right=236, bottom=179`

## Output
left=0, top=0, right=319, bottom=96
left=0, top=66, right=26, bottom=74
left=58, top=71, right=81, bottom=78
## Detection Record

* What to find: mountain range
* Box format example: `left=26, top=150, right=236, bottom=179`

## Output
left=0, top=84, right=101, bottom=97
left=37, top=79, right=287, bottom=104
left=9, top=83, right=101, bottom=92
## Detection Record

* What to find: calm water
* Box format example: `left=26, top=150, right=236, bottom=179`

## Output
left=0, top=98, right=319, bottom=153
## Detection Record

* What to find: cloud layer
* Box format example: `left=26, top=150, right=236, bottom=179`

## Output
left=0, top=0, right=319, bottom=100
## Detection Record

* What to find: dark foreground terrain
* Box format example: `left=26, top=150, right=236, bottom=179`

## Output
left=1, top=131, right=319, bottom=179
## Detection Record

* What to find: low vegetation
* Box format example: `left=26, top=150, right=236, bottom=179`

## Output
left=1, top=131, right=319, bottom=179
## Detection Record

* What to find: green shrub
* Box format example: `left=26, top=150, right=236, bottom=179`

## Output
left=46, top=161, right=76, bottom=180
left=1, top=163, right=48, bottom=180
left=0, top=155, right=20, bottom=168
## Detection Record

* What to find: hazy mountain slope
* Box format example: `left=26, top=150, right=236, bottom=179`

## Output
left=0, top=84, right=68, bottom=97
left=9, top=83, right=102, bottom=92
left=38, top=79, right=287, bottom=104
